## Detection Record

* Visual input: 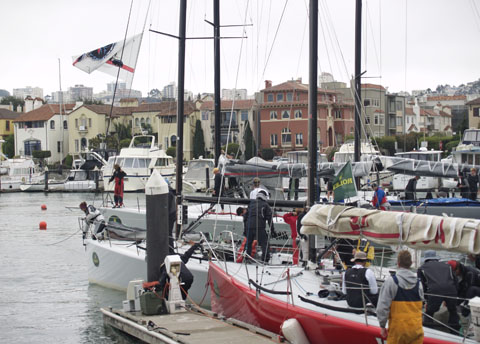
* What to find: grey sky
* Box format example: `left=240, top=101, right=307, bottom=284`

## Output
left=2, top=0, right=480, bottom=98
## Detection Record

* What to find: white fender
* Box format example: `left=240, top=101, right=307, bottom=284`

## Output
left=281, top=318, right=310, bottom=344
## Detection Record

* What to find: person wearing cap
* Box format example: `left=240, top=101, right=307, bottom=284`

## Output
left=109, top=164, right=126, bottom=208
left=79, top=201, right=106, bottom=239
left=467, top=168, right=479, bottom=200
left=342, top=250, right=379, bottom=308
left=249, top=177, right=269, bottom=200
left=405, top=175, right=420, bottom=200
left=371, top=183, right=388, bottom=210
left=376, top=250, right=424, bottom=343
left=417, top=250, right=460, bottom=332
left=245, top=190, right=275, bottom=262
left=212, top=167, right=225, bottom=211
left=447, top=260, right=480, bottom=315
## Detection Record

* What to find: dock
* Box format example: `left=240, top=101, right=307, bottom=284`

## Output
left=101, top=305, right=284, bottom=344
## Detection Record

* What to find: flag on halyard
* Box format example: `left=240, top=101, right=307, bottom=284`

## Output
left=72, top=33, right=143, bottom=88
left=332, top=161, right=357, bottom=202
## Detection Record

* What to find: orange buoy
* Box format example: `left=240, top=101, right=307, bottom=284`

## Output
left=41, top=204, right=47, bottom=210
left=39, top=221, right=47, bottom=230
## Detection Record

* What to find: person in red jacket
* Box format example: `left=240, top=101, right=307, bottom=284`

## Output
left=109, top=164, right=126, bottom=208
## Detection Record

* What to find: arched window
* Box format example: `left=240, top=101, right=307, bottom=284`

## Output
left=294, top=110, right=302, bottom=118
left=146, top=117, right=151, bottom=125
left=81, top=138, right=87, bottom=150
left=282, top=110, right=290, bottom=119
left=171, top=135, right=177, bottom=147
left=135, top=118, right=140, bottom=127
left=281, top=128, right=291, bottom=146
left=63, top=120, right=68, bottom=129
left=50, top=120, right=55, bottom=129
left=141, top=118, right=145, bottom=126
left=270, top=111, right=277, bottom=119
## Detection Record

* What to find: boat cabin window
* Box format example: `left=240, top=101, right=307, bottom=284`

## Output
left=138, top=158, right=148, bottom=168
left=154, top=158, right=169, bottom=167
left=463, top=130, right=480, bottom=144
left=123, top=158, right=134, bottom=168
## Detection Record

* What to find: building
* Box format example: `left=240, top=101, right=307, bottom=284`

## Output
left=258, top=79, right=354, bottom=155
left=221, top=88, right=248, bottom=100
left=13, top=86, right=43, bottom=100
left=131, top=102, right=168, bottom=135
left=386, top=94, right=406, bottom=136
left=466, top=97, right=480, bottom=129
left=422, top=95, right=467, bottom=133
left=0, top=108, right=21, bottom=141
left=404, top=100, right=452, bottom=136
left=13, top=103, right=78, bottom=163
left=199, top=99, right=258, bottom=157
left=68, top=84, right=93, bottom=101
left=67, top=104, right=134, bottom=154
left=156, top=101, right=198, bottom=160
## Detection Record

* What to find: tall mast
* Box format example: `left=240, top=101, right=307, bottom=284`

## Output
left=354, top=0, right=362, bottom=165
left=58, top=58, right=64, bottom=166
left=213, top=0, right=221, bottom=165
left=175, top=0, right=187, bottom=238
left=307, top=0, right=318, bottom=207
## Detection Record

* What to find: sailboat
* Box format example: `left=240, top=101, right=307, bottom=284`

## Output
left=206, top=1, right=479, bottom=343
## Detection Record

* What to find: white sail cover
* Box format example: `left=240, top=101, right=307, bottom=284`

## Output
left=72, top=33, right=143, bottom=87
left=301, top=204, right=480, bottom=254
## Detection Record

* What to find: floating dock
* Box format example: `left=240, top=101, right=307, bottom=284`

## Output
left=102, top=305, right=284, bottom=344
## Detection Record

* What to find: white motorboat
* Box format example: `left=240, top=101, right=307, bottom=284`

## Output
left=102, top=135, right=175, bottom=192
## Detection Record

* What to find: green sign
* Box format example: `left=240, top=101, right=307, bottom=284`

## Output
left=332, top=161, right=357, bottom=202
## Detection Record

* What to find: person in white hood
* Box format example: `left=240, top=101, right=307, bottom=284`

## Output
left=376, top=250, right=424, bottom=343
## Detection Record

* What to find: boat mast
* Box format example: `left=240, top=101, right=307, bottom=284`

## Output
left=307, top=0, right=318, bottom=207
left=175, top=0, right=187, bottom=238
left=354, top=0, right=362, bottom=166
left=214, top=0, right=221, bottom=165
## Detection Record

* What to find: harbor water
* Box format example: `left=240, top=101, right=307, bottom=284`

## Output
left=0, top=192, right=146, bottom=344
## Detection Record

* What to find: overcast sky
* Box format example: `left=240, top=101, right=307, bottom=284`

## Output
left=2, top=0, right=480, bottom=98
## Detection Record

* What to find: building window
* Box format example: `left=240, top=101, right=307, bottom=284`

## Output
left=334, top=110, right=342, bottom=119
left=270, top=134, right=277, bottom=146
left=270, top=111, right=278, bottom=119
left=474, top=108, right=480, bottom=117
left=276, top=93, right=284, bottom=102
left=75, top=139, right=79, bottom=152
left=63, top=120, right=67, bottom=129
left=295, top=133, right=303, bottom=146
left=396, top=100, right=403, bottom=111
left=282, top=110, right=290, bottom=119
left=75, top=119, right=78, bottom=128
left=364, top=99, right=371, bottom=107
left=57, top=141, right=61, bottom=153
left=374, top=115, right=379, bottom=125
left=171, top=135, right=177, bottom=146
left=24, top=139, right=41, bottom=156
left=396, top=116, right=402, bottom=126
left=365, top=116, right=370, bottom=124
left=88, top=118, right=92, bottom=127
left=81, top=138, right=87, bottom=150
left=241, top=110, right=248, bottom=122
left=6, top=120, right=9, bottom=131
left=146, top=117, right=151, bottom=125
left=267, top=94, right=274, bottom=102
left=50, top=120, right=55, bottom=129
left=281, top=128, right=291, bottom=146
left=294, top=110, right=302, bottom=118
left=202, top=111, right=209, bottom=120
left=286, top=92, right=293, bottom=101
left=135, top=118, right=140, bottom=126
left=380, top=115, right=384, bottom=125
left=373, top=99, right=380, bottom=107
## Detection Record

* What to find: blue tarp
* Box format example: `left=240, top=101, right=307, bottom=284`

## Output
left=389, top=198, right=480, bottom=207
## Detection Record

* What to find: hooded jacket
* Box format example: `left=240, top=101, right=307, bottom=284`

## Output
left=376, top=268, right=424, bottom=329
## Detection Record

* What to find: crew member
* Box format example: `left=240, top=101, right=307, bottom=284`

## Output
left=376, top=250, right=424, bottom=343
left=447, top=260, right=480, bottom=315
left=246, top=190, right=275, bottom=262
left=79, top=201, right=106, bottom=238
left=372, top=183, right=389, bottom=210
left=109, top=164, right=126, bottom=208
left=235, top=207, right=257, bottom=263
left=342, top=251, right=379, bottom=307
left=249, top=177, right=269, bottom=199
left=468, top=168, right=479, bottom=200
left=212, top=167, right=225, bottom=211
left=417, top=250, right=460, bottom=332
left=405, top=175, right=420, bottom=200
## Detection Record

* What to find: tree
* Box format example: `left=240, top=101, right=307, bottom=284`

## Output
left=114, top=122, right=132, bottom=141
left=166, top=146, right=176, bottom=158
left=192, top=120, right=205, bottom=158
left=32, top=150, right=51, bottom=167
left=374, top=136, right=396, bottom=155
left=243, top=121, right=256, bottom=160
left=148, top=88, right=161, bottom=98
left=261, top=148, right=275, bottom=161
left=2, top=134, right=14, bottom=158
left=0, top=96, right=25, bottom=111
left=222, top=143, right=242, bottom=158
left=82, top=98, right=104, bottom=105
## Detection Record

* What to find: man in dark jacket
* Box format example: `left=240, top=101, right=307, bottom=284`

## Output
left=342, top=251, right=378, bottom=307
left=246, top=190, right=275, bottom=262
left=212, top=167, right=225, bottom=211
left=417, top=250, right=460, bottom=332
left=405, top=175, right=420, bottom=200
left=468, top=168, right=479, bottom=200
left=109, top=164, right=127, bottom=207
left=447, top=260, right=480, bottom=315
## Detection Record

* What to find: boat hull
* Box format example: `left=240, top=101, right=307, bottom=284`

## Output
left=85, top=239, right=210, bottom=307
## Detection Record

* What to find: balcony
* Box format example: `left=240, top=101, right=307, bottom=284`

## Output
left=78, top=125, right=88, bottom=132
left=210, top=123, right=238, bottom=129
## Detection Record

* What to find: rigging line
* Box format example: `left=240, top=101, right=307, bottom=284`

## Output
left=105, top=0, right=135, bottom=138
left=365, top=1, right=381, bottom=76
left=403, top=0, right=408, bottom=151
left=259, top=0, right=289, bottom=88
left=469, top=0, right=480, bottom=32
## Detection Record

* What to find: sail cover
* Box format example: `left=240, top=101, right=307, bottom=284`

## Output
left=301, top=204, right=480, bottom=254
left=72, top=33, right=143, bottom=87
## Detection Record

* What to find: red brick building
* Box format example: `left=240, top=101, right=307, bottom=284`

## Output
left=259, top=79, right=354, bottom=155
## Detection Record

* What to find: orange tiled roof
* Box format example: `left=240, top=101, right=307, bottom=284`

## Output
left=157, top=101, right=196, bottom=116
left=427, top=95, right=466, bottom=101
left=199, top=99, right=256, bottom=111
left=13, top=103, right=75, bottom=122
left=261, top=80, right=337, bottom=94
left=361, top=83, right=386, bottom=91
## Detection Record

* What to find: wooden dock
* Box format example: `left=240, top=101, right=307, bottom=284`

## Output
left=102, top=305, right=285, bottom=344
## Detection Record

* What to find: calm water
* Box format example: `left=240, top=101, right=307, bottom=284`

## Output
left=0, top=192, right=147, bottom=344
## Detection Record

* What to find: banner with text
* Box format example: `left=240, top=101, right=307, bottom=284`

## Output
left=332, top=161, right=357, bottom=202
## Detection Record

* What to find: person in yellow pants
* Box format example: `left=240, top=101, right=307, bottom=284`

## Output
left=376, top=250, right=424, bottom=343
